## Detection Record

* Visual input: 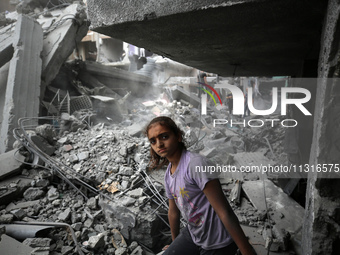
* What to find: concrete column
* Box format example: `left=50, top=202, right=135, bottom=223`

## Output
left=302, top=0, right=340, bottom=254
left=0, top=15, right=43, bottom=153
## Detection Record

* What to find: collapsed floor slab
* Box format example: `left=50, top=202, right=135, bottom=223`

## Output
left=243, top=180, right=304, bottom=255
left=84, top=61, right=152, bottom=96
left=40, top=3, right=89, bottom=97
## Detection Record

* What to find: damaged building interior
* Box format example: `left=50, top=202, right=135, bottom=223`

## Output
left=0, top=0, right=340, bottom=255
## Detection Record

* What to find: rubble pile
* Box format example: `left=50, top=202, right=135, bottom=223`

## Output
left=0, top=86, right=301, bottom=254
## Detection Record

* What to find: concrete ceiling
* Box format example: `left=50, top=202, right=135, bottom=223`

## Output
left=87, top=0, right=327, bottom=77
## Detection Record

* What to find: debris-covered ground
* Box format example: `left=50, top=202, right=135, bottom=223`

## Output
left=0, top=91, right=302, bottom=254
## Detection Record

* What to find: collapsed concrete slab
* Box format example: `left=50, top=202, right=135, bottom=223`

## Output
left=0, top=175, right=35, bottom=206
left=84, top=61, right=152, bottom=96
left=243, top=180, right=304, bottom=255
left=40, top=3, right=89, bottom=97
left=0, top=15, right=43, bottom=154
left=170, top=85, right=201, bottom=108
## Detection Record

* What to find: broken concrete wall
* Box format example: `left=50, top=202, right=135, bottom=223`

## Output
left=40, top=3, right=89, bottom=97
left=0, top=63, right=10, bottom=128
left=302, top=0, right=340, bottom=254
left=0, top=15, right=43, bottom=154
left=84, top=61, right=152, bottom=96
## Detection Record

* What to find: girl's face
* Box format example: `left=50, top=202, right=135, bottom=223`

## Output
left=147, top=122, right=182, bottom=160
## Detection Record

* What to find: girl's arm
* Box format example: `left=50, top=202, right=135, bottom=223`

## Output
left=203, top=179, right=256, bottom=255
left=168, top=198, right=180, bottom=241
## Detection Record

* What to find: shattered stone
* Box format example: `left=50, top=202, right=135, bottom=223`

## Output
left=10, top=208, right=26, bottom=220
left=128, top=241, right=138, bottom=252
left=63, top=144, right=73, bottom=152
left=31, top=247, right=50, bottom=255
left=88, top=232, right=105, bottom=250
left=120, top=180, right=130, bottom=190
left=58, top=208, right=71, bottom=222
left=94, top=224, right=106, bottom=233
left=71, top=222, right=82, bottom=231
left=35, top=124, right=57, bottom=144
left=138, top=196, right=148, bottom=204
left=119, top=166, right=134, bottom=176
left=57, top=137, right=68, bottom=144
left=107, top=248, right=116, bottom=254
left=127, top=188, right=143, bottom=198
left=47, top=186, right=59, bottom=201
left=71, top=213, right=82, bottom=224
left=119, top=147, right=127, bottom=157
left=52, top=199, right=61, bottom=206
left=73, top=163, right=82, bottom=172
left=121, top=196, right=136, bottom=207
left=131, top=246, right=144, bottom=255
left=101, top=155, right=109, bottom=161
left=61, top=246, right=74, bottom=255
left=35, top=179, right=50, bottom=188
left=68, top=154, right=79, bottom=163
left=115, top=247, right=127, bottom=255
left=78, top=151, right=90, bottom=161
left=84, top=218, right=93, bottom=228
left=86, top=197, right=98, bottom=210
left=0, top=214, right=14, bottom=223
left=23, top=238, right=52, bottom=248
left=30, top=135, right=56, bottom=156
left=23, top=187, right=45, bottom=201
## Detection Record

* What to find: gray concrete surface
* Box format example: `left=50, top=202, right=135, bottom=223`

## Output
left=0, top=15, right=43, bottom=153
left=87, top=0, right=327, bottom=76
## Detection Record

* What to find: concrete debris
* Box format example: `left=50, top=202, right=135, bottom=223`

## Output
left=0, top=10, right=298, bottom=253
left=40, top=3, right=89, bottom=95
left=0, top=1, right=89, bottom=153
left=23, top=188, right=45, bottom=201
left=0, top=91, right=297, bottom=254
left=23, top=238, right=52, bottom=248
left=88, top=232, right=105, bottom=249
left=0, top=14, right=43, bottom=153
left=0, top=214, right=14, bottom=224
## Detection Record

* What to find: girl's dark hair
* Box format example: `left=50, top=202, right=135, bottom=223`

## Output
left=145, top=116, right=186, bottom=169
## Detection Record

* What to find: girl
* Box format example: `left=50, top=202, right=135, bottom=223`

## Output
left=145, top=116, right=256, bottom=255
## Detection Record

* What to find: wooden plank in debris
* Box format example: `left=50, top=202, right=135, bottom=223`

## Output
left=242, top=180, right=304, bottom=255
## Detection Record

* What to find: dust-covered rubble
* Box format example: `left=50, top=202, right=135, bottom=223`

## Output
left=0, top=90, right=296, bottom=254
